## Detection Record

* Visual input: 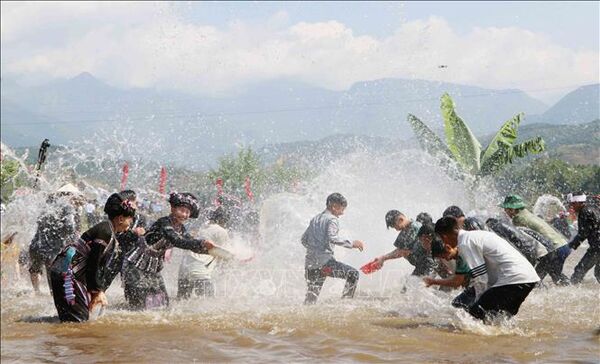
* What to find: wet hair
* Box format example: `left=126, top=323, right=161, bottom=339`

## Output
left=431, top=238, right=447, bottom=258
left=435, top=216, right=458, bottom=235
left=104, top=192, right=137, bottom=220
left=385, top=210, right=404, bottom=229
left=417, top=222, right=435, bottom=237
left=326, top=193, right=347, bottom=208
left=463, top=217, right=485, bottom=231
left=169, top=192, right=201, bottom=218
left=416, top=212, right=433, bottom=225
left=120, top=189, right=137, bottom=201
left=442, top=205, right=464, bottom=218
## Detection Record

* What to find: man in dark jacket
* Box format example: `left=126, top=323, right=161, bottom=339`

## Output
left=568, top=192, right=600, bottom=284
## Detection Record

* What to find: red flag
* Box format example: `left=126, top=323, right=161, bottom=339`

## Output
left=159, top=167, right=167, bottom=195
left=120, top=162, right=129, bottom=190
left=244, top=176, right=254, bottom=202
left=215, top=178, right=224, bottom=206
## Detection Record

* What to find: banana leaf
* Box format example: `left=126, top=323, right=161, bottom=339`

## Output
left=480, top=113, right=522, bottom=165
left=479, top=113, right=545, bottom=176
left=407, top=114, right=453, bottom=160
left=407, top=113, right=466, bottom=181
left=479, top=113, right=521, bottom=176
left=441, top=94, right=482, bottom=175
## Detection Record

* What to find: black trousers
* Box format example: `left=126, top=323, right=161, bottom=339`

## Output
left=452, top=286, right=476, bottom=309
left=467, top=282, right=536, bottom=321
left=535, top=249, right=570, bottom=286
left=304, top=259, right=359, bottom=304
left=571, top=249, right=600, bottom=284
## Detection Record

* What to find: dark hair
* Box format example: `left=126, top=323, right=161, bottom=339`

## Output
left=120, top=189, right=137, bottom=201
left=435, top=216, right=458, bottom=235
left=417, top=222, right=435, bottom=237
left=385, top=210, right=404, bottom=229
left=443, top=205, right=464, bottom=218
left=169, top=192, right=201, bottom=218
left=431, top=238, right=447, bottom=258
left=464, top=217, right=485, bottom=231
left=104, top=192, right=137, bottom=220
left=326, top=193, right=347, bottom=208
left=416, top=212, right=433, bottom=225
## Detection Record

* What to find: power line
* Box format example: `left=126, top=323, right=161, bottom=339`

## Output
left=1, top=83, right=590, bottom=127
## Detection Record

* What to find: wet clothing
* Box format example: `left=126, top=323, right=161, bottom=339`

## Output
left=570, top=204, right=600, bottom=284
left=49, top=221, right=139, bottom=322
left=467, top=283, right=536, bottom=321
left=301, top=210, right=358, bottom=303
left=456, top=230, right=539, bottom=320
left=511, top=208, right=570, bottom=285
left=486, top=220, right=549, bottom=265
left=457, top=230, right=540, bottom=288
left=516, top=227, right=570, bottom=285
left=29, top=204, right=79, bottom=275
left=551, top=216, right=573, bottom=239
left=304, top=259, right=359, bottom=304
left=512, top=208, right=568, bottom=251
left=301, top=210, right=353, bottom=269
left=393, top=221, right=435, bottom=276
left=122, top=216, right=209, bottom=309
left=177, top=223, right=229, bottom=299
left=487, top=220, right=568, bottom=285
left=452, top=286, right=476, bottom=309
left=177, top=278, right=215, bottom=299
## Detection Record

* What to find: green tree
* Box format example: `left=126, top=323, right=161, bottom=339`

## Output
left=496, top=158, right=600, bottom=202
left=0, top=159, right=22, bottom=201
left=408, top=93, right=546, bottom=181
left=208, top=148, right=313, bottom=201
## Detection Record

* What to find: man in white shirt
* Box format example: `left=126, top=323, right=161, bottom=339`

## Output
left=434, top=216, right=540, bottom=321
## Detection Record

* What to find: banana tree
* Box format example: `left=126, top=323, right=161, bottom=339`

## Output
left=407, top=93, right=546, bottom=183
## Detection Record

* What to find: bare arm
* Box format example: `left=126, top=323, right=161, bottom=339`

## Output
left=423, top=274, right=466, bottom=288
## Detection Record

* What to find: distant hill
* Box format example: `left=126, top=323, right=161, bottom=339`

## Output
left=529, top=84, right=599, bottom=125
left=1, top=73, right=551, bottom=167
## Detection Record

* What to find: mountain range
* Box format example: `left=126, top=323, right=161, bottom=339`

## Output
left=1, top=73, right=598, bottom=168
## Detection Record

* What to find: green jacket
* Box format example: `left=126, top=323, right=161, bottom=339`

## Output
left=512, top=208, right=567, bottom=251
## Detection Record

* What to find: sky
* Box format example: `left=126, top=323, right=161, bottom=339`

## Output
left=1, top=1, right=598, bottom=103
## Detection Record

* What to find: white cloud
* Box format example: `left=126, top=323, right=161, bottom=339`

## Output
left=1, top=2, right=598, bottom=101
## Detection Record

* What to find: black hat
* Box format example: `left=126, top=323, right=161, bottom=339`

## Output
left=443, top=205, right=464, bottom=218
left=169, top=192, right=200, bottom=218
left=385, top=210, right=403, bottom=229
left=104, top=192, right=137, bottom=220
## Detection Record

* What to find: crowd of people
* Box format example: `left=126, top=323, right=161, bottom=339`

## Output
left=0, top=184, right=259, bottom=322
left=0, top=183, right=598, bottom=325
left=302, top=192, right=599, bottom=323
